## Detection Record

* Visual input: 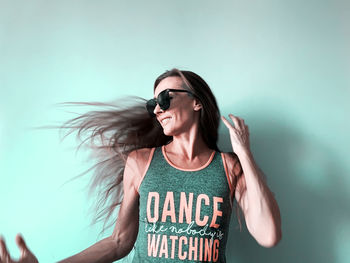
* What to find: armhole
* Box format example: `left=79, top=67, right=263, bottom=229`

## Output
left=136, top=147, right=156, bottom=193
left=221, top=152, right=235, bottom=206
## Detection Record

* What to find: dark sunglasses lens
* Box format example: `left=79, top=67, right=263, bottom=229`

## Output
left=146, top=90, right=172, bottom=116
left=146, top=99, right=157, bottom=116
left=158, top=90, right=170, bottom=111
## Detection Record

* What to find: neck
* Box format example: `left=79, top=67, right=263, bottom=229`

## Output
left=165, top=127, right=211, bottom=161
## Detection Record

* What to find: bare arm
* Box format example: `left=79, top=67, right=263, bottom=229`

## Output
left=0, top=149, right=146, bottom=263
left=58, top=150, right=143, bottom=263
left=231, top=152, right=282, bottom=247
left=57, top=196, right=139, bottom=263
left=0, top=205, right=136, bottom=263
left=221, top=114, right=282, bottom=247
left=57, top=195, right=139, bottom=263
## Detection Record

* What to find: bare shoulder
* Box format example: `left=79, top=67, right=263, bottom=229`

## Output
left=127, top=147, right=153, bottom=166
left=125, top=148, right=155, bottom=190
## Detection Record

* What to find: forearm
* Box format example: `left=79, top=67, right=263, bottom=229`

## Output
left=237, top=149, right=282, bottom=247
left=57, top=236, right=124, bottom=263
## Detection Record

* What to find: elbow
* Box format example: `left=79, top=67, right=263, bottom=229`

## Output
left=259, top=228, right=282, bottom=248
left=247, top=217, right=282, bottom=248
left=110, top=231, right=135, bottom=259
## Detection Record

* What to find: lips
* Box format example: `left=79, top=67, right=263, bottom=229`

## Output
left=159, top=116, right=172, bottom=125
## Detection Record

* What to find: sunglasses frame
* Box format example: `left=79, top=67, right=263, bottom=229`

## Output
left=146, top=89, right=194, bottom=117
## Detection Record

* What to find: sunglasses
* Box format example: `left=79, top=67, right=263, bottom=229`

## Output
left=146, top=89, right=194, bottom=117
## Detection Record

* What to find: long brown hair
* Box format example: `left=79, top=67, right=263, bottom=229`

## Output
left=61, top=68, right=243, bottom=232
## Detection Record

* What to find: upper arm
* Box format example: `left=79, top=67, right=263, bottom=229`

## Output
left=110, top=148, right=153, bottom=256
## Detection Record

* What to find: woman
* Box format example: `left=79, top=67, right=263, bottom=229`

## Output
left=0, top=69, right=282, bottom=263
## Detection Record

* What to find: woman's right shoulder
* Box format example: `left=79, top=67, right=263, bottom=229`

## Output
left=127, top=147, right=155, bottom=165
left=125, top=148, right=156, bottom=189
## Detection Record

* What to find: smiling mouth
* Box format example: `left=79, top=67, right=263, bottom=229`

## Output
left=161, top=117, right=172, bottom=125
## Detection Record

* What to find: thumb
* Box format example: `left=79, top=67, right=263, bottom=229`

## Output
left=15, top=234, right=29, bottom=257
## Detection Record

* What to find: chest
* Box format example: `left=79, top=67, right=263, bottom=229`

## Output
left=139, top=166, right=232, bottom=228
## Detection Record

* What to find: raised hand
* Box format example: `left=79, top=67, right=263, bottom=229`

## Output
left=0, top=234, right=38, bottom=263
left=221, top=114, right=250, bottom=155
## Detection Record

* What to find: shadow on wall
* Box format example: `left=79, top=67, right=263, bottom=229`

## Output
left=218, top=105, right=350, bottom=263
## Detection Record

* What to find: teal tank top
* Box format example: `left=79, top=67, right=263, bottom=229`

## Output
left=132, top=146, right=233, bottom=263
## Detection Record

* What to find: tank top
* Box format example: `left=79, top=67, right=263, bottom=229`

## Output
left=132, top=146, right=234, bottom=263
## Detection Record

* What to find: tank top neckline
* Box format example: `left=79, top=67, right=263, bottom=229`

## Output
left=161, top=145, right=216, bottom=172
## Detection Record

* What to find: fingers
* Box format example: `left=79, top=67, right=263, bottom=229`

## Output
left=0, top=236, right=12, bottom=263
left=222, top=114, right=247, bottom=130
left=0, top=234, right=32, bottom=263
left=15, top=234, right=28, bottom=257
left=220, top=116, right=234, bottom=130
left=228, top=114, right=241, bottom=129
left=16, top=234, right=38, bottom=263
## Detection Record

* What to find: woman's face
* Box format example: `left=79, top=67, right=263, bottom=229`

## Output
left=153, top=76, right=201, bottom=136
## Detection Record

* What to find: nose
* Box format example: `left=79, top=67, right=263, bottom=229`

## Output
left=153, top=103, right=163, bottom=115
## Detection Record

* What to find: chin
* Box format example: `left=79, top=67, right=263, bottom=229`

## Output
left=162, top=126, right=176, bottom=136
left=162, top=129, right=173, bottom=136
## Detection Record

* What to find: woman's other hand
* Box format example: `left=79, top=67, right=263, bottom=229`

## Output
left=0, top=234, right=38, bottom=263
left=221, top=114, right=250, bottom=155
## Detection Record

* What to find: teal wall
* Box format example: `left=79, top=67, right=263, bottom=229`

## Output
left=1, top=0, right=349, bottom=262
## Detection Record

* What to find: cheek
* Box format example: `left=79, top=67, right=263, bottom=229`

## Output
left=173, top=113, right=194, bottom=128
left=166, top=102, right=195, bottom=125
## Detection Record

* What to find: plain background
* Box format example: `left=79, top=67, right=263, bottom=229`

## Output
left=1, top=0, right=349, bottom=262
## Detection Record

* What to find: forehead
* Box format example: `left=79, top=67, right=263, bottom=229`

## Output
left=154, top=76, right=183, bottom=97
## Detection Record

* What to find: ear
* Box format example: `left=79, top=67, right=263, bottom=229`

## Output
left=193, top=99, right=202, bottom=111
